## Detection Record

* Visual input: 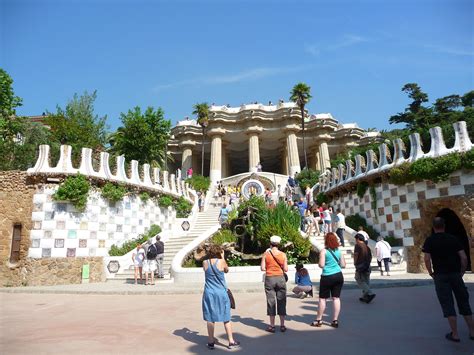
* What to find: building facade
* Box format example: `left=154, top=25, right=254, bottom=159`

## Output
left=168, top=102, right=381, bottom=181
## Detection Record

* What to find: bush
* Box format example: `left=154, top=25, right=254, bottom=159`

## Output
left=186, top=174, right=211, bottom=192
left=212, top=229, right=238, bottom=245
left=462, top=148, right=474, bottom=170
left=139, top=192, right=150, bottom=202
left=316, top=192, right=328, bottom=205
left=158, top=195, right=173, bottom=208
left=53, top=175, right=90, bottom=211
left=389, top=162, right=414, bottom=185
left=101, top=182, right=127, bottom=202
left=108, top=224, right=161, bottom=256
left=295, top=168, right=320, bottom=189
left=345, top=214, right=379, bottom=241
left=384, top=236, right=403, bottom=247
left=174, top=196, right=193, bottom=218
left=356, top=181, right=368, bottom=199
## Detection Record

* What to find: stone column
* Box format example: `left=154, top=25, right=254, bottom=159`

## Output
left=180, top=144, right=194, bottom=178
left=208, top=128, right=225, bottom=182
left=247, top=127, right=262, bottom=173
left=312, top=146, right=322, bottom=172
left=280, top=145, right=289, bottom=176
left=285, top=126, right=301, bottom=176
left=221, top=143, right=228, bottom=179
left=319, top=141, right=330, bottom=171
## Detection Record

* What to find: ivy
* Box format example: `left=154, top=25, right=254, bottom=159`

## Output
left=345, top=214, right=379, bottom=241
left=158, top=195, right=173, bottom=208
left=388, top=151, right=469, bottom=185
left=356, top=181, right=369, bottom=199
left=139, top=191, right=150, bottom=202
left=53, top=175, right=90, bottom=211
left=101, top=182, right=127, bottom=202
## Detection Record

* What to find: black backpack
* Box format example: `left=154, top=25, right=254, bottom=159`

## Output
left=146, top=244, right=157, bottom=260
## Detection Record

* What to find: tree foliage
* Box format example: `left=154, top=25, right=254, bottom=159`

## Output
left=0, top=69, right=50, bottom=170
left=45, top=91, right=108, bottom=162
left=108, top=106, right=170, bottom=168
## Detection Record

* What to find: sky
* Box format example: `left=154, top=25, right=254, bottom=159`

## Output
left=1, top=0, right=473, bottom=132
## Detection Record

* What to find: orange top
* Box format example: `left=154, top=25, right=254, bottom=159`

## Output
left=265, top=251, right=286, bottom=276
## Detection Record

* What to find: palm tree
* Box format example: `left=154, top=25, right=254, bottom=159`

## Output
left=192, top=102, right=210, bottom=175
left=290, top=82, right=312, bottom=170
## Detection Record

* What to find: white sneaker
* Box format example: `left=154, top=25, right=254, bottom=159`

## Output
left=299, top=292, right=307, bottom=299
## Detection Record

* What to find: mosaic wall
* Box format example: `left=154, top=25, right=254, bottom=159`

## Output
left=331, top=171, right=474, bottom=243
left=28, top=186, right=176, bottom=258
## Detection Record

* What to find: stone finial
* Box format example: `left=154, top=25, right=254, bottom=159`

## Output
left=143, top=164, right=153, bottom=186
left=170, top=174, right=177, bottom=193
left=162, top=171, right=170, bottom=190
left=393, top=138, right=406, bottom=165
left=365, top=150, right=378, bottom=173
left=452, top=121, right=473, bottom=153
left=408, top=132, right=424, bottom=162
left=427, top=126, right=449, bottom=158
left=331, top=168, right=338, bottom=187
left=378, top=143, right=392, bottom=171
left=337, top=164, right=345, bottom=185
left=129, top=160, right=141, bottom=184
left=78, top=148, right=94, bottom=176
left=115, top=155, right=127, bottom=181
left=354, top=154, right=364, bottom=177
left=98, top=152, right=113, bottom=179
left=153, top=167, right=161, bottom=185
left=345, top=159, right=353, bottom=181
left=55, top=145, right=76, bottom=173
left=28, top=144, right=51, bottom=173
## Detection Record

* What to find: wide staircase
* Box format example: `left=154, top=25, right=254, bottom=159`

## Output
left=109, top=202, right=222, bottom=283
left=312, top=232, right=406, bottom=276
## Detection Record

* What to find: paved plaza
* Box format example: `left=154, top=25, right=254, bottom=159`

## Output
left=1, top=276, right=474, bottom=354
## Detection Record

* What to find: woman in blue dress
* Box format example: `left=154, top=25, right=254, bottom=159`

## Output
left=202, top=244, right=240, bottom=350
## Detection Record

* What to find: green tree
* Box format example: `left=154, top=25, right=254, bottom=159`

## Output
left=109, top=106, right=170, bottom=167
left=389, top=83, right=432, bottom=130
left=45, top=91, right=108, bottom=162
left=290, top=82, right=312, bottom=169
left=192, top=102, right=209, bottom=175
left=0, top=69, right=50, bottom=170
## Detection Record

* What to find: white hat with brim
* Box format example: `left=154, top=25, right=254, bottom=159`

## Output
left=270, top=235, right=281, bottom=244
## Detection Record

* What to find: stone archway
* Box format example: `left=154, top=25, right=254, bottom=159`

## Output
left=436, top=208, right=471, bottom=270
left=408, top=195, right=473, bottom=273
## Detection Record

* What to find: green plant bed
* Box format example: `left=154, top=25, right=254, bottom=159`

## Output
left=384, top=236, right=403, bottom=247
left=345, top=214, right=379, bottom=241
left=186, top=174, right=211, bottom=192
left=53, top=175, right=90, bottom=211
left=174, top=196, right=193, bottom=218
left=158, top=195, right=173, bottom=208
left=212, top=229, right=238, bottom=245
left=108, top=224, right=161, bottom=256
left=295, top=168, right=320, bottom=189
left=101, top=182, right=127, bottom=202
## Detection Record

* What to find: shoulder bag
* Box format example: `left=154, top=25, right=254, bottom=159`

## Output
left=209, top=260, right=235, bottom=309
left=269, top=250, right=288, bottom=282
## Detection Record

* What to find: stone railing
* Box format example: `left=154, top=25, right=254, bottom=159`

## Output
left=319, top=121, right=472, bottom=192
left=27, top=144, right=194, bottom=202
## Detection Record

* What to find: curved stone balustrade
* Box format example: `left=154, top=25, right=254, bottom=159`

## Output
left=319, top=121, right=472, bottom=193
left=27, top=144, right=193, bottom=201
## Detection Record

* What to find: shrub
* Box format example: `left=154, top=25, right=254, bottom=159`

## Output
left=212, top=229, right=238, bottom=245
left=356, top=181, right=368, bottom=199
left=462, top=149, right=474, bottom=170
left=295, top=168, right=320, bottom=189
left=158, top=195, right=173, bottom=208
left=186, top=174, right=211, bottom=192
left=384, top=236, right=403, bottom=247
left=108, top=224, right=161, bottom=256
left=174, top=196, right=193, bottom=218
left=53, top=175, right=90, bottom=211
left=345, top=214, right=379, bottom=241
left=389, top=162, right=414, bottom=185
left=101, top=182, right=127, bottom=202
left=316, top=192, right=328, bottom=205
left=139, top=192, right=150, bottom=202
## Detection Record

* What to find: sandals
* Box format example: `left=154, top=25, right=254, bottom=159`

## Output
left=445, top=332, right=460, bottom=343
left=207, top=342, right=215, bottom=350
left=280, top=325, right=287, bottom=333
left=331, top=320, right=339, bottom=328
left=310, top=319, right=322, bottom=327
left=265, top=326, right=275, bottom=333
left=228, top=341, right=240, bottom=349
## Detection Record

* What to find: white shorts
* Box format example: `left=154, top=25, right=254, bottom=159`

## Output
left=133, top=261, right=143, bottom=268
left=143, top=260, right=157, bottom=272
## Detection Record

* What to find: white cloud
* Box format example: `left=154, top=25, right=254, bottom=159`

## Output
left=305, top=34, right=369, bottom=56
left=153, top=66, right=308, bottom=92
left=424, top=44, right=473, bottom=57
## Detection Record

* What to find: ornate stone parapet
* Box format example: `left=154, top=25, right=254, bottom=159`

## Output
left=426, top=126, right=449, bottom=158
left=452, top=121, right=473, bottom=152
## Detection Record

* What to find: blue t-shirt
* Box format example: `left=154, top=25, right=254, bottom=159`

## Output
left=295, top=271, right=312, bottom=286
left=297, top=202, right=307, bottom=216
left=322, top=249, right=342, bottom=276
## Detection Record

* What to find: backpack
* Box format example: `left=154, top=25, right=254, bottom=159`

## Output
left=146, top=244, right=157, bottom=260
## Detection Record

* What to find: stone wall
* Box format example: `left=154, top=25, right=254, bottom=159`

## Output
left=2, top=257, right=103, bottom=287
left=0, top=171, right=36, bottom=285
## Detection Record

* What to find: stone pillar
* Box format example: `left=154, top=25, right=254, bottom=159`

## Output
left=285, top=127, right=301, bottom=176
left=247, top=127, right=262, bottom=173
left=312, top=146, right=322, bottom=172
left=208, top=129, right=225, bottom=182
left=221, top=143, right=228, bottom=179
left=180, top=144, right=193, bottom=178
left=281, top=146, right=289, bottom=176
left=319, top=141, right=330, bottom=172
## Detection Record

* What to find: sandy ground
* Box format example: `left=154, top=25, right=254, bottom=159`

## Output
left=1, top=283, right=474, bottom=354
